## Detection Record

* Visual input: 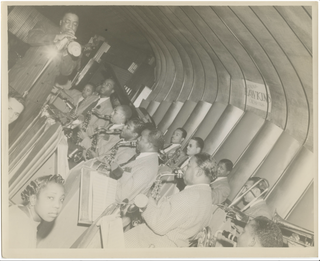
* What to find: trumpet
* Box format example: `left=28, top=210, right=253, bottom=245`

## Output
left=273, top=210, right=314, bottom=247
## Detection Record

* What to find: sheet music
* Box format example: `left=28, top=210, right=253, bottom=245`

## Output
left=91, top=172, right=117, bottom=221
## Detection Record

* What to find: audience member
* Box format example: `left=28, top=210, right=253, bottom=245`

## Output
left=9, top=175, right=65, bottom=248
left=8, top=91, right=25, bottom=124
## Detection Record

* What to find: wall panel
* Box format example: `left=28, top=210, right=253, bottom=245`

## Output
left=228, top=121, right=283, bottom=200
left=213, top=111, right=264, bottom=164
left=203, top=105, right=244, bottom=155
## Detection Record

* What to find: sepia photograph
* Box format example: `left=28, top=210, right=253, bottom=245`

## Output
left=2, top=1, right=318, bottom=259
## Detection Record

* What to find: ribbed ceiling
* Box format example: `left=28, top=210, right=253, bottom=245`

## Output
left=35, top=5, right=313, bottom=150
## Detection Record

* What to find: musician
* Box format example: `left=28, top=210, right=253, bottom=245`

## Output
left=175, top=137, right=204, bottom=191
left=124, top=153, right=216, bottom=248
left=77, top=78, right=115, bottom=137
left=94, top=118, right=145, bottom=167
left=242, top=177, right=272, bottom=219
left=9, top=12, right=81, bottom=141
left=91, top=104, right=133, bottom=157
left=237, top=216, right=283, bottom=247
left=8, top=90, right=25, bottom=125
left=61, top=83, right=98, bottom=117
left=210, top=159, right=233, bottom=205
left=160, top=128, right=187, bottom=163
left=110, top=128, right=164, bottom=203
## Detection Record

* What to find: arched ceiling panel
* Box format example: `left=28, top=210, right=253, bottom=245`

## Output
left=251, top=6, right=311, bottom=148
left=195, top=7, right=246, bottom=109
left=228, top=7, right=287, bottom=129
left=162, top=6, right=206, bottom=102
left=148, top=7, right=193, bottom=101
left=173, top=7, right=216, bottom=102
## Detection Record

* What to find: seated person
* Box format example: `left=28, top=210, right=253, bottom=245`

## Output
left=110, top=127, right=164, bottom=203
left=74, top=78, right=115, bottom=137
left=209, top=177, right=272, bottom=247
left=237, top=216, right=283, bottom=247
left=210, top=159, right=233, bottom=205
left=159, top=128, right=187, bottom=164
left=90, top=118, right=146, bottom=170
left=241, top=177, right=272, bottom=219
left=82, top=104, right=133, bottom=159
left=124, top=153, right=217, bottom=248
left=9, top=174, right=65, bottom=248
left=64, top=83, right=98, bottom=116
left=156, top=137, right=204, bottom=194
left=50, top=83, right=98, bottom=124
left=8, top=90, right=25, bottom=125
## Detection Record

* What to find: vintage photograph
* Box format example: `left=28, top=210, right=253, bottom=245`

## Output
left=2, top=2, right=317, bottom=259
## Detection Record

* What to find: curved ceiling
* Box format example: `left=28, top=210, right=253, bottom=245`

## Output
left=35, top=5, right=313, bottom=150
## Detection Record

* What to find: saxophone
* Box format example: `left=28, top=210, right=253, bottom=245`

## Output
left=85, top=125, right=124, bottom=160
left=165, top=147, right=184, bottom=168
left=150, top=173, right=177, bottom=201
left=93, top=140, right=137, bottom=172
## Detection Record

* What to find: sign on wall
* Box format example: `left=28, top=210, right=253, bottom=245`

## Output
left=246, top=80, right=272, bottom=113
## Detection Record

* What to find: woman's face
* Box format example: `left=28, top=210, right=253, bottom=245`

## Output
left=183, top=156, right=199, bottom=186
left=34, top=182, right=65, bottom=222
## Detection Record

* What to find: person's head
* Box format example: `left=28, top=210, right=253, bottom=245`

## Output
left=8, top=93, right=25, bottom=124
left=171, top=128, right=187, bottom=144
left=243, top=177, right=269, bottom=205
left=183, top=153, right=217, bottom=186
left=217, top=159, right=233, bottom=177
left=81, top=83, right=95, bottom=98
left=136, top=128, right=164, bottom=153
left=186, top=137, right=204, bottom=156
left=59, top=12, right=79, bottom=34
left=21, top=174, right=65, bottom=222
left=111, top=105, right=132, bottom=124
left=120, top=118, right=145, bottom=141
left=237, top=216, right=283, bottom=247
left=99, top=79, right=115, bottom=97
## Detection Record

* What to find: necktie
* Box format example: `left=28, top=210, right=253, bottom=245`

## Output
left=119, top=153, right=140, bottom=167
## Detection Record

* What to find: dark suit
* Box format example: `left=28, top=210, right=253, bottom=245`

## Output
left=9, top=21, right=80, bottom=142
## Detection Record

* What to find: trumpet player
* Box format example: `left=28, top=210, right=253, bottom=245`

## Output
left=124, top=153, right=216, bottom=248
left=9, top=11, right=81, bottom=141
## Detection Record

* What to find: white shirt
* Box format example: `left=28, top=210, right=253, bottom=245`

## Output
left=96, top=97, right=110, bottom=107
left=163, top=143, right=180, bottom=153
left=180, top=157, right=191, bottom=169
left=184, top=184, right=210, bottom=190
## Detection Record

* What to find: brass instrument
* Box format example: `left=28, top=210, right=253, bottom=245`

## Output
left=273, top=210, right=314, bottom=247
